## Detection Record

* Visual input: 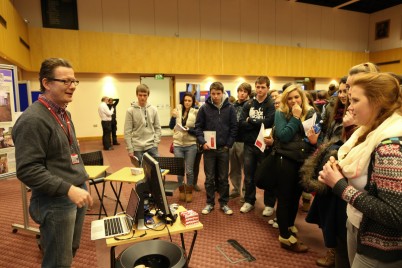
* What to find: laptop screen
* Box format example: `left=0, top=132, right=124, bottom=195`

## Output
left=126, top=188, right=140, bottom=219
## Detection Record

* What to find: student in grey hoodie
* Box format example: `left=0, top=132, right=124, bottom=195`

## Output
left=124, top=84, right=161, bottom=163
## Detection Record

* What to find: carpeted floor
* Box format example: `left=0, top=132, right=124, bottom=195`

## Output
left=1, top=135, right=327, bottom=267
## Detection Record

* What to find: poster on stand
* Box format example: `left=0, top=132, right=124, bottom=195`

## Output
left=0, top=64, right=18, bottom=179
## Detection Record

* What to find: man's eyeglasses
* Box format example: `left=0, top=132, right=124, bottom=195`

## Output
left=50, top=78, right=80, bottom=87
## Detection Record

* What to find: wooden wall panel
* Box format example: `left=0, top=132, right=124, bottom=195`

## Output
left=78, top=31, right=113, bottom=73
left=305, top=5, right=321, bottom=49
left=222, top=42, right=245, bottom=75
left=198, top=40, right=222, bottom=74
left=40, top=29, right=80, bottom=69
left=242, top=43, right=266, bottom=76
left=133, top=35, right=175, bottom=74
left=287, top=47, right=304, bottom=76
left=369, top=48, right=402, bottom=73
left=28, top=27, right=43, bottom=69
left=171, top=38, right=199, bottom=74
left=130, top=0, right=155, bottom=35
left=0, top=1, right=30, bottom=69
left=177, top=0, right=200, bottom=39
left=221, top=0, right=240, bottom=42
left=258, top=0, right=276, bottom=44
left=154, top=0, right=178, bottom=37
left=267, top=45, right=287, bottom=76
left=199, top=0, right=220, bottom=40
left=240, top=0, right=259, bottom=43
left=25, top=27, right=370, bottom=77
left=77, top=0, right=103, bottom=32
left=102, top=0, right=130, bottom=34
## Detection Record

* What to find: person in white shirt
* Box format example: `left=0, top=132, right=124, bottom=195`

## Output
left=98, top=96, right=114, bottom=150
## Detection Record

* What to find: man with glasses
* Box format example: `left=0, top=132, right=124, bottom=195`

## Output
left=98, top=96, right=114, bottom=150
left=13, top=58, right=92, bottom=267
left=124, top=84, right=161, bottom=164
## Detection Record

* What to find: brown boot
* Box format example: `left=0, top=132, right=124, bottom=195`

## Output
left=185, top=185, right=193, bottom=202
left=279, top=235, right=309, bottom=253
left=179, top=185, right=186, bottom=201
left=316, top=248, right=335, bottom=267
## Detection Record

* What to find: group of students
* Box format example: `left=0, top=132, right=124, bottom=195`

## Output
left=168, top=64, right=402, bottom=267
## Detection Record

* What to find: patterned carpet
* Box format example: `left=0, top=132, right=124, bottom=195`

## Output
left=1, top=136, right=327, bottom=267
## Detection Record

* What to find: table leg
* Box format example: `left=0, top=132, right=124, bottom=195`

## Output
left=180, top=230, right=198, bottom=265
left=110, top=246, right=116, bottom=268
left=109, top=181, right=124, bottom=215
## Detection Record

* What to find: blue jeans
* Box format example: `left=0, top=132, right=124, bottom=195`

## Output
left=29, top=185, right=88, bottom=268
left=174, top=144, right=197, bottom=185
left=134, top=147, right=159, bottom=164
left=203, top=147, right=229, bottom=207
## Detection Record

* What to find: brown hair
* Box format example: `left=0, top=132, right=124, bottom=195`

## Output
left=351, top=72, right=402, bottom=145
left=39, top=58, right=73, bottom=92
left=136, top=84, right=150, bottom=95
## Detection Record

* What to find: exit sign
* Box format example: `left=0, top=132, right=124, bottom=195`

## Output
left=155, top=74, right=164, bottom=80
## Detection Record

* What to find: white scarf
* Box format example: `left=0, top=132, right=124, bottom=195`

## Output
left=338, top=112, right=402, bottom=181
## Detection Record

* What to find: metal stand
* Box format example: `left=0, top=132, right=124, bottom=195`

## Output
left=11, top=182, right=40, bottom=235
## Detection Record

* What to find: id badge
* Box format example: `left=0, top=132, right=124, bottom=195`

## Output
left=71, top=154, right=80, bottom=164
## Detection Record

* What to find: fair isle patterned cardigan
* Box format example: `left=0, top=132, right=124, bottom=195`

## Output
left=333, top=137, right=402, bottom=263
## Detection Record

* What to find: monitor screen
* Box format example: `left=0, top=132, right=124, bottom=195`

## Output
left=141, top=153, right=175, bottom=223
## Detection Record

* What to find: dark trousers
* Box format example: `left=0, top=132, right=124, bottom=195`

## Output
left=193, top=151, right=203, bottom=186
left=111, top=120, right=118, bottom=144
left=272, top=154, right=303, bottom=238
left=101, top=120, right=112, bottom=150
left=203, top=148, right=229, bottom=206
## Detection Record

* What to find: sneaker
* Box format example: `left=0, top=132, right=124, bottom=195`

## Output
left=240, top=202, right=254, bottom=213
left=262, top=206, right=274, bottom=217
left=201, top=204, right=214, bottom=215
left=268, top=217, right=279, bottom=228
left=221, top=205, right=233, bottom=215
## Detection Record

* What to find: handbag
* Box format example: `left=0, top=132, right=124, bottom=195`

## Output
left=169, top=142, right=174, bottom=154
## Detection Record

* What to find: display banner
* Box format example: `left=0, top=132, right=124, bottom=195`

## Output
left=0, top=64, right=18, bottom=179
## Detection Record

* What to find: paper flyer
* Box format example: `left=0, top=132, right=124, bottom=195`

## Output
left=174, top=123, right=187, bottom=132
left=302, top=113, right=316, bottom=135
left=203, top=131, right=216, bottom=149
left=255, top=123, right=266, bottom=152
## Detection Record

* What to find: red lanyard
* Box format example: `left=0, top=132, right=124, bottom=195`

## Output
left=38, top=98, right=72, bottom=145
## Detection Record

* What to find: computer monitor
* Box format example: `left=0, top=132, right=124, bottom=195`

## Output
left=135, top=153, right=176, bottom=229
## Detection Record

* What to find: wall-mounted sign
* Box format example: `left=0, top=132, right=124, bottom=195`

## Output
left=155, top=74, right=164, bottom=80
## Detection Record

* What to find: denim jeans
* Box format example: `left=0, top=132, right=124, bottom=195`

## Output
left=243, top=144, right=268, bottom=205
left=174, top=144, right=197, bottom=185
left=29, top=185, right=88, bottom=268
left=203, top=147, right=229, bottom=207
left=229, top=142, right=244, bottom=195
left=134, top=147, right=159, bottom=164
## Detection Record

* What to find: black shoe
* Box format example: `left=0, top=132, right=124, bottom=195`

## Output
left=104, top=147, right=114, bottom=151
left=113, top=142, right=120, bottom=145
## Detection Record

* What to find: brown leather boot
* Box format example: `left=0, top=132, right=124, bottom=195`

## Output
left=185, top=185, right=193, bottom=202
left=179, top=185, right=186, bottom=201
left=279, top=235, right=309, bottom=253
left=316, top=248, right=335, bottom=267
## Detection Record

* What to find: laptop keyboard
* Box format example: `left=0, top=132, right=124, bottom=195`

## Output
left=104, top=217, right=123, bottom=236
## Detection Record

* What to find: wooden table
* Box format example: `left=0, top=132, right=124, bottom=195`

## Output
left=85, top=165, right=109, bottom=218
left=106, top=206, right=203, bottom=268
left=105, top=167, right=169, bottom=215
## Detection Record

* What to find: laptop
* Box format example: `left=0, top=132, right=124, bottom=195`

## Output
left=91, top=188, right=139, bottom=240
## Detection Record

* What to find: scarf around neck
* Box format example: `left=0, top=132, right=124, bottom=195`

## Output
left=338, top=112, right=402, bottom=180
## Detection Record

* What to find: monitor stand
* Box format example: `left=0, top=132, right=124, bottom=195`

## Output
left=135, top=179, right=149, bottom=230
